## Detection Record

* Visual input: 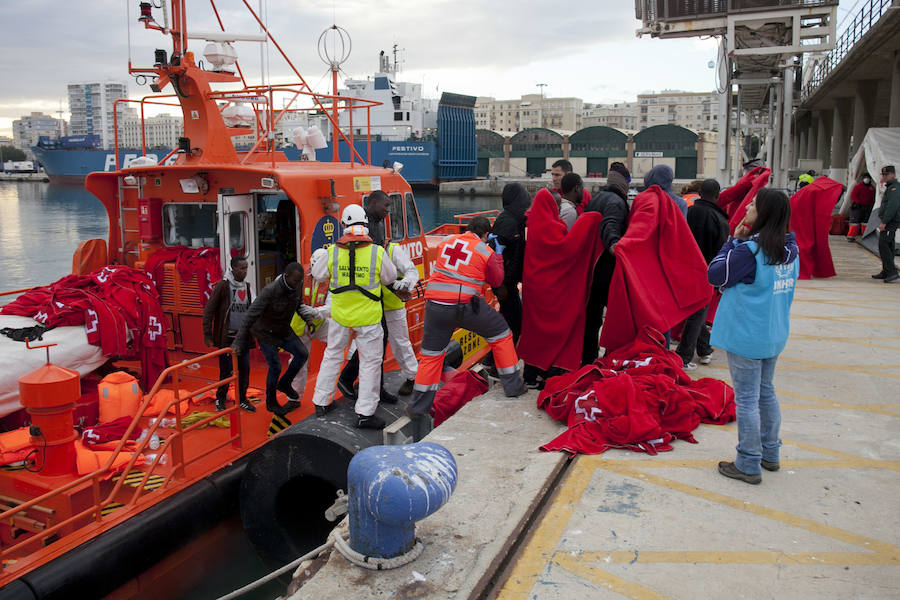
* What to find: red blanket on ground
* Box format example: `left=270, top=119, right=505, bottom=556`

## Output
left=538, top=327, right=735, bottom=454
left=598, top=186, right=710, bottom=353
left=1, top=266, right=167, bottom=389
left=431, top=370, right=490, bottom=427
left=517, top=189, right=605, bottom=371
left=790, top=177, right=841, bottom=279
left=144, top=246, right=222, bottom=303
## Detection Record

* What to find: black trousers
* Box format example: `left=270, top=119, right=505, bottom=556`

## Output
left=498, top=288, right=523, bottom=344
left=675, top=304, right=709, bottom=364
left=878, top=226, right=898, bottom=276
left=582, top=253, right=615, bottom=366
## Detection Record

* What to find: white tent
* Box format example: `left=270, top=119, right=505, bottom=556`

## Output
left=841, top=127, right=900, bottom=254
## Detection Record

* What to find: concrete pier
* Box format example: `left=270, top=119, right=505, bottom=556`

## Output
left=288, top=238, right=899, bottom=599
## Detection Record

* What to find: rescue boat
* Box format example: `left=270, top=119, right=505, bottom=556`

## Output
left=0, top=2, right=491, bottom=597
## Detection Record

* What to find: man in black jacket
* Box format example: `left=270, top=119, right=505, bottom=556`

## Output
left=490, top=183, right=531, bottom=342
left=234, top=262, right=312, bottom=415
left=676, top=179, right=729, bottom=368
left=582, top=169, right=631, bottom=365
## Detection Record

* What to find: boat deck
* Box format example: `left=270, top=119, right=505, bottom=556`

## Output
left=289, top=237, right=899, bottom=599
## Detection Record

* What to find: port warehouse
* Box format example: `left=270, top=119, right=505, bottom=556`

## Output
left=476, top=124, right=717, bottom=179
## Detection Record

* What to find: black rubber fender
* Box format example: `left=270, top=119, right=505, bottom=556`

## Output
left=239, top=400, right=407, bottom=565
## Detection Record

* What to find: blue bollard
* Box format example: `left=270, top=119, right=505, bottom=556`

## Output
left=347, top=442, right=457, bottom=561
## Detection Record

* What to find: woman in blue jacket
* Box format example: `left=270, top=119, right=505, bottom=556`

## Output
left=708, top=188, right=800, bottom=484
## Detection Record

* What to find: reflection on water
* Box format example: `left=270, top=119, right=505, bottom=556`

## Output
left=0, top=183, right=500, bottom=292
left=0, top=182, right=108, bottom=291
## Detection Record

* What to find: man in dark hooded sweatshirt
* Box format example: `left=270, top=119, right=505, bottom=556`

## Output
left=490, top=183, right=531, bottom=342
left=675, top=178, right=729, bottom=369
left=644, top=164, right=688, bottom=217
left=581, top=169, right=631, bottom=365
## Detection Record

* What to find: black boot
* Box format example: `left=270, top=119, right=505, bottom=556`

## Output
left=379, top=388, right=399, bottom=405
left=397, top=378, right=415, bottom=396
left=355, top=413, right=386, bottom=429
left=276, top=379, right=299, bottom=400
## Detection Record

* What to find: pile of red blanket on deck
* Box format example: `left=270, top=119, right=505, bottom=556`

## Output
left=144, top=246, right=222, bottom=302
left=1, top=265, right=167, bottom=389
left=537, top=328, right=735, bottom=455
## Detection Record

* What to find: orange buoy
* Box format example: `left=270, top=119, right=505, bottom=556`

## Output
left=98, top=371, right=142, bottom=424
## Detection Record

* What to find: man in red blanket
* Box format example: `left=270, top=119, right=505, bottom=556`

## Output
left=598, top=186, right=710, bottom=353
left=517, top=189, right=604, bottom=375
left=789, top=176, right=842, bottom=279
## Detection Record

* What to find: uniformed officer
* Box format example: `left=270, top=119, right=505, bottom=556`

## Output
left=873, top=165, right=899, bottom=283
left=409, top=216, right=527, bottom=440
left=310, top=205, right=397, bottom=428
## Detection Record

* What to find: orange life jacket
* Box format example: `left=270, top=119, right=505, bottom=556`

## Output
left=425, top=232, right=493, bottom=304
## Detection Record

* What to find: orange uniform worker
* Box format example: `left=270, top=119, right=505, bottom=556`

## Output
left=408, top=216, right=527, bottom=439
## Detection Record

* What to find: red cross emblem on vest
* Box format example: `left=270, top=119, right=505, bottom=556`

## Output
left=441, top=238, right=473, bottom=271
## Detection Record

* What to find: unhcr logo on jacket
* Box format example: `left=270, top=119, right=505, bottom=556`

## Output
left=773, top=264, right=795, bottom=294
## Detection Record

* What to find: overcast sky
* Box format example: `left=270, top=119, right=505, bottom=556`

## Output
left=0, top=0, right=858, bottom=137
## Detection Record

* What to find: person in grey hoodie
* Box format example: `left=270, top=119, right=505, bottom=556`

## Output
left=203, top=256, right=255, bottom=412
left=644, top=164, right=688, bottom=217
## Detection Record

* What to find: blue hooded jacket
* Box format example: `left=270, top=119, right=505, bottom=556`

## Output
left=644, top=165, right=687, bottom=216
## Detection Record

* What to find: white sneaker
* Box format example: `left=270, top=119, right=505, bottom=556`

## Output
left=683, top=362, right=698, bottom=372
left=698, top=354, right=712, bottom=365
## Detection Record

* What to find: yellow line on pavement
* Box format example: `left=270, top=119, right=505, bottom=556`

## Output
left=790, top=333, right=900, bottom=351
left=776, top=358, right=900, bottom=379
left=597, top=457, right=900, bottom=471
left=566, top=550, right=899, bottom=566
left=494, top=458, right=594, bottom=600
left=792, top=298, right=898, bottom=311
left=553, top=553, right=673, bottom=600
left=591, top=460, right=900, bottom=560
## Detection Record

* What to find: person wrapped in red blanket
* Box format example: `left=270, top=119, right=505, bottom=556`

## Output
left=789, top=176, right=842, bottom=279
left=719, top=167, right=772, bottom=233
left=598, top=185, right=710, bottom=353
left=517, top=188, right=604, bottom=373
left=538, top=327, right=735, bottom=455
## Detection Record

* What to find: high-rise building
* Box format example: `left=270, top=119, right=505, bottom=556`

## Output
left=12, top=112, right=62, bottom=157
left=119, top=113, right=184, bottom=150
left=475, top=94, right=583, bottom=133
left=637, top=91, right=719, bottom=131
left=67, top=81, right=129, bottom=149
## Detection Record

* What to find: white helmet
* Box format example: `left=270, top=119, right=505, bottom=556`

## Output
left=341, top=204, right=368, bottom=227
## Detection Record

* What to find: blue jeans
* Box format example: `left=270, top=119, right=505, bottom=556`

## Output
left=727, top=352, right=782, bottom=475
left=257, top=333, right=309, bottom=403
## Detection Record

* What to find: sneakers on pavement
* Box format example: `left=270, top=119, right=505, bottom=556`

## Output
left=761, top=459, right=780, bottom=472
left=698, top=354, right=712, bottom=365
left=885, top=272, right=899, bottom=283
left=682, top=361, right=698, bottom=372
left=214, top=397, right=226, bottom=412
left=239, top=399, right=256, bottom=412
left=718, top=461, right=761, bottom=484
left=872, top=272, right=887, bottom=279
left=355, top=414, right=386, bottom=429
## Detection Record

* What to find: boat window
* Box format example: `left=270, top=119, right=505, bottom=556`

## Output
left=163, top=203, right=218, bottom=248
left=389, top=193, right=404, bottom=240
left=405, top=192, right=421, bottom=237
left=228, top=212, right=247, bottom=257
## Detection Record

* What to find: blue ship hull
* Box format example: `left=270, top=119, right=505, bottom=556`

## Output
left=33, top=141, right=446, bottom=185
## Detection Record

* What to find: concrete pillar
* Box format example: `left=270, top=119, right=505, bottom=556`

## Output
left=816, top=109, right=832, bottom=169
left=852, top=80, right=878, bottom=155
left=779, top=65, right=794, bottom=188
left=562, top=135, right=570, bottom=160
left=799, top=126, right=808, bottom=160
left=697, top=133, right=705, bottom=177
left=503, top=137, right=511, bottom=174
left=626, top=134, right=634, bottom=173
left=831, top=97, right=853, bottom=169
left=808, top=112, right=819, bottom=162
left=890, top=50, right=900, bottom=127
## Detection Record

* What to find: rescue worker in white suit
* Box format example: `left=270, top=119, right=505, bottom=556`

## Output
left=290, top=248, right=331, bottom=407
left=310, top=204, right=397, bottom=429
left=345, top=241, right=419, bottom=394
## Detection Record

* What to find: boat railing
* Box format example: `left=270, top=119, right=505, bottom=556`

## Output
left=112, top=96, right=182, bottom=170
left=0, top=348, right=244, bottom=567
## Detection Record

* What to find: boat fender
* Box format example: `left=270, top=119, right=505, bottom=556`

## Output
left=342, top=442, right=457, bottom=567
left=238, top=401, right=407, bottom=566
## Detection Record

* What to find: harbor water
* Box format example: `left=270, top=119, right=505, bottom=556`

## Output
left=0, top=182, right=501, bottom=293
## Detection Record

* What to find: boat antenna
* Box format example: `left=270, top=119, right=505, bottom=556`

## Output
left=317, top=24, right=351, bottom=162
